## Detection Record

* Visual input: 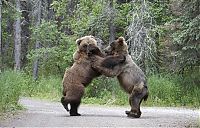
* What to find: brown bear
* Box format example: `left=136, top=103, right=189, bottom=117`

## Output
left=72, top=36, right=104, bottom=62
left=61, top=35, right=125, bottom=116
left=88, top=37, right=149, bottom=118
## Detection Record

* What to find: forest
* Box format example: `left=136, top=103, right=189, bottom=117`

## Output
left=0, top=0, right=199, bottom=112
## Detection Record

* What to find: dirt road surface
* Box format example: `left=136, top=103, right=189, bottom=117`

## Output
left=0, top=97, right=199, bottom=127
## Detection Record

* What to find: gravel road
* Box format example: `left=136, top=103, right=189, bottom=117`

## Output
left=0, top=97, right=199, bottom=127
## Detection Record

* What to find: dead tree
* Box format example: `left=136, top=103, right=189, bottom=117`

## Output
left=126, top=0, right=157, bottom=74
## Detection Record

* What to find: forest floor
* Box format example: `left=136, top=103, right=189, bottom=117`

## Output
left=0, top=97, right=199, bottom=127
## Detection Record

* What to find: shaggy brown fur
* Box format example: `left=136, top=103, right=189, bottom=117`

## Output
left=89, top=37, right=149, bottom=118
left=61, top=36, right=126, bottom=116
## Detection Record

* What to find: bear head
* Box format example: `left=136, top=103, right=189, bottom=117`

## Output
left=73, top=35, right=100, bottom=61
left=104, top=37, right=128, bottom=55
left=76, top=35, right=97, bottom=53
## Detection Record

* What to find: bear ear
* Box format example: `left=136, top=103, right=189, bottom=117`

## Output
left=76, top=39, right=82, bottom=45
left=90, top=35, right=95, bottom=39
left=118, top=37, right=125, bottom=45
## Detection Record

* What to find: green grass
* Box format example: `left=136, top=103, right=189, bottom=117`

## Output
left=0, top=70, right=24, bottom=112
left=0, top=70, right=62, bottom=113
left=83, top=74, right=200, bottom=108
left=146, top=75, right=182, bottom=106
left=21, top=76, right=62, bottom=101
left=0, top=70, right=199, bottom=114
left=83, top=77, right=129, bottom=106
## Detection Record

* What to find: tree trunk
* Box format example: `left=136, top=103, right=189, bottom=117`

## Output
left=33, top=0, right=41, bottom=80
left=21, top=0, right=30, bottom=68
left=47, top=0, right=54, bottom=20
left=0, top=0, right=2, bottom=71
left=33, top=41, right=40, bottom=80
left=14, top=0, right=21, bottom=71
left=108, top=0, right=115, bottom=43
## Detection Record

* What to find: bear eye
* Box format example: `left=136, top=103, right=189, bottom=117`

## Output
left=83, top=44, right=88, bottom=48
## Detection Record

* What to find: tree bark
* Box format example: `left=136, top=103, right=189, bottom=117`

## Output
left=0, top=0, right=2, bottom=71
left=33, top=0, right=41, bottom=80
left=47, top=0, right=54, bottom=20
left=33, top=41, right=40, bottom=80
left=21, top=0, right=30, bottom=68
left=108, top=0, right=115, bottom=43
left=14, top=0, right=21, bottom=71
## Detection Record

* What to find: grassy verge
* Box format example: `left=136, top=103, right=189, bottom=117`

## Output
left=0, top=70, right=24, bottom=113
left=83, top=74, right=200, bottom=107
left=0, top=70, right=199, bottom=114
left=0, top=70, right=62, bottom=113
left=145, top=74, right=200, bottom=107
left=21, top=75, right=62, bottom=101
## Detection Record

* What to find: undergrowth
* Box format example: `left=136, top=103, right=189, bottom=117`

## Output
left=0, top=70, right=62, bottom=113
left=0, top=70, right=199, bottom=113
left=21, top=75, right=62, bottom=101
left=0, top=70, right=24, bottom=112
left=83, top=73, right=200, bottom=107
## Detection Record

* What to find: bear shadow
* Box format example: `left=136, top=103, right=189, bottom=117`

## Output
left=59, top=114, right=156, bottom=119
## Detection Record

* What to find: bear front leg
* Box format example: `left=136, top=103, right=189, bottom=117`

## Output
left=92, top=64, right=123, bottom=77
left=91, top=55, right=125, bottom=77
left=101, top=55, right=126, bottom=68
left=70, top=101, right=81, bottom=116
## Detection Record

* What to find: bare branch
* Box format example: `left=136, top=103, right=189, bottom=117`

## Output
left=126, top=0, right=157, bottom=73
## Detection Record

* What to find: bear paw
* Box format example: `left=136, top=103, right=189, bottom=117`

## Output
left=125, top=110, right=141, bottom=118
left=70, top=112, right=81, bottom=116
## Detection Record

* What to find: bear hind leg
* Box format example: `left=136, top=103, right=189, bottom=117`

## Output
left=70, top=101, right=81, bottom=116
left=126, top=85, right=148, bottom=118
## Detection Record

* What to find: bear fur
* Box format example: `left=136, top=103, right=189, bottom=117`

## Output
left=61, top=36, right=126, bottom=116
left=89, top=37, right=149, bottom=118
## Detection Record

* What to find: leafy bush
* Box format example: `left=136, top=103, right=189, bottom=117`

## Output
left=27, top=20, right=77, bottom=76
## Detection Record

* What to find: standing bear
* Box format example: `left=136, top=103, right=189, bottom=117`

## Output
left=88, top=37, right=149, bottom=118
left=61, top=36, right=125, bottom=116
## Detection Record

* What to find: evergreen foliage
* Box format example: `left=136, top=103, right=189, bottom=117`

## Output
left=0, top=0, right=199, bottom=111
left=172, top=0, right=200, bottom=72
